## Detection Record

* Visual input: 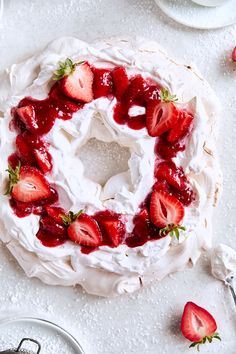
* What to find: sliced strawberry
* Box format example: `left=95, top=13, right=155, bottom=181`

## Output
left=40, top=216, right=67, bottom=237
left=97, top=215, right=125, bottom=247
left=36, top=229, right=67, bottom=247
left=112, top=66, right=129, bottom=100
left=232, top=46, right=236, bottom=62
left=125, top=75, right=148, bottom=105
left=16, top=134, right=36, bottom=164
left=167, top=110, right=194, bottom=143
left=93, top=68, right=113, bottom=99
left=34, top=147, right=52, bottom=173
left=138, top=208, right=149, bottom=220
left=152, top=180, right=170, bottom=193
left=60, top=62, right=94, bottom=103
left=150, top=190, right=184, bottom=228
left=146, top=100, right=179, bottom=137
left=34, top=187, right=58, bottom=206
left=155, top=161, right=187, bottom=191
left=8, top=153, right=21, bottom=170
left=17, top=105, right=39, bottom=133
left=11, top=166, right=51, bottom=203
left=181, top=302, right=220, bottom=350
left=67, top=213, right=102, bottom=247
left=143, top=85, right=160, bottom=103
left=155, top=136, right=185, bottom=159
left=45, top=206, right=67, bottom=225
left=21, top=131, right=47, bottom=150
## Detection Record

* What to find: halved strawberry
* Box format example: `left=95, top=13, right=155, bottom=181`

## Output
left=112, top=66, right=129, bottom=100
left=150, top=190, right=184, bottom=228
left=93, top=68, right=113, bottom=99
left=146, top=100, right=179, bottom=137
left=16, top=134, right=36, bottom=164
left=97, top=215, right=125, bottom=247
left=17, top=105, right=39, bottom=133
left=167, top=110, right=194, bottom=143
left=54, top=59, right=93, bottom=103
left=181, top=302, right=221, bottom=350
left=155, top=161, right=187, bottom=191
left=232, top=46, right=236, bottom=62
left=8, top=165, right=51, bottom=203
left=45, top=206, right=67, bottom=225
left=67, top=213, right=102, bottom=247
left=34, top=147, right=52, bottom=174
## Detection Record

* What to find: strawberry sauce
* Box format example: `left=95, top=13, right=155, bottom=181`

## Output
left=7, top=62, right=195, bottom=251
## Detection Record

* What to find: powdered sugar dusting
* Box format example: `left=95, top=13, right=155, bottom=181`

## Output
left=0, top=0, right=235, bottom=353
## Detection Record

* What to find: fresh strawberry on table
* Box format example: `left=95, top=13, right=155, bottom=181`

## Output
left=65, top=211, right=102, bottom=247
left=146, top=88, right=179, bottom=137
left=181, top=301, right=221, bottom=351
left=5, top=163, right=51, bottom=203
left=232, top=46, right=236, bottom=63
left=53, top=58, right=94, bottom=103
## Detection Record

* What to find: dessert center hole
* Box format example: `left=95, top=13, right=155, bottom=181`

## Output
left=78, top=138, right=131, bottom=186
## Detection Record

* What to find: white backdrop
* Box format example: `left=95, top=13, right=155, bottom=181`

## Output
left=0, top=1, right=235, bottom=353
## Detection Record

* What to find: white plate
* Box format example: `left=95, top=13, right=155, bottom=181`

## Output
left=155, top=0, right=236, bottom=29
left=0, top=317, right=85, bottom=354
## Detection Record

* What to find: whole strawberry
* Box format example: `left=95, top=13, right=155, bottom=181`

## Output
left=181, top=302, right=221, bottom=351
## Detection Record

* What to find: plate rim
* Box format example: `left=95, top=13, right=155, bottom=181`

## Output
left=155, top=0, right=236, bottom=29
left=0, top=316, right=85, bottom=354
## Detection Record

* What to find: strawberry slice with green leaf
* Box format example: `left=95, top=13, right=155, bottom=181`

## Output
left=5, top=163, right=51, bottom=203
left=53, top=58, right=94, bottom=103
left=150, top=190, right=184, bottom=228
left=146, top=88, right=179, bottom=137
left=66, top=212, right=102, bottom=247
left=181, top=302, right=221, bottom=351
left=167, top=110, right=194, bottom=143
left=17, top=105, right=39, bottom=133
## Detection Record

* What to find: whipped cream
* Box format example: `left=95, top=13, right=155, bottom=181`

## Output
left=211, top=244, right=236, bottom=282
left=0, top=37, right=222, bottom=297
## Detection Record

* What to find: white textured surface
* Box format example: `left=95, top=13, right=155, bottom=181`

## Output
left=0, top=0, right=235, bottom=353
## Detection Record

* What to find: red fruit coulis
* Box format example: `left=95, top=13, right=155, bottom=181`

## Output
left=7, top=62, right=195, bottom=251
